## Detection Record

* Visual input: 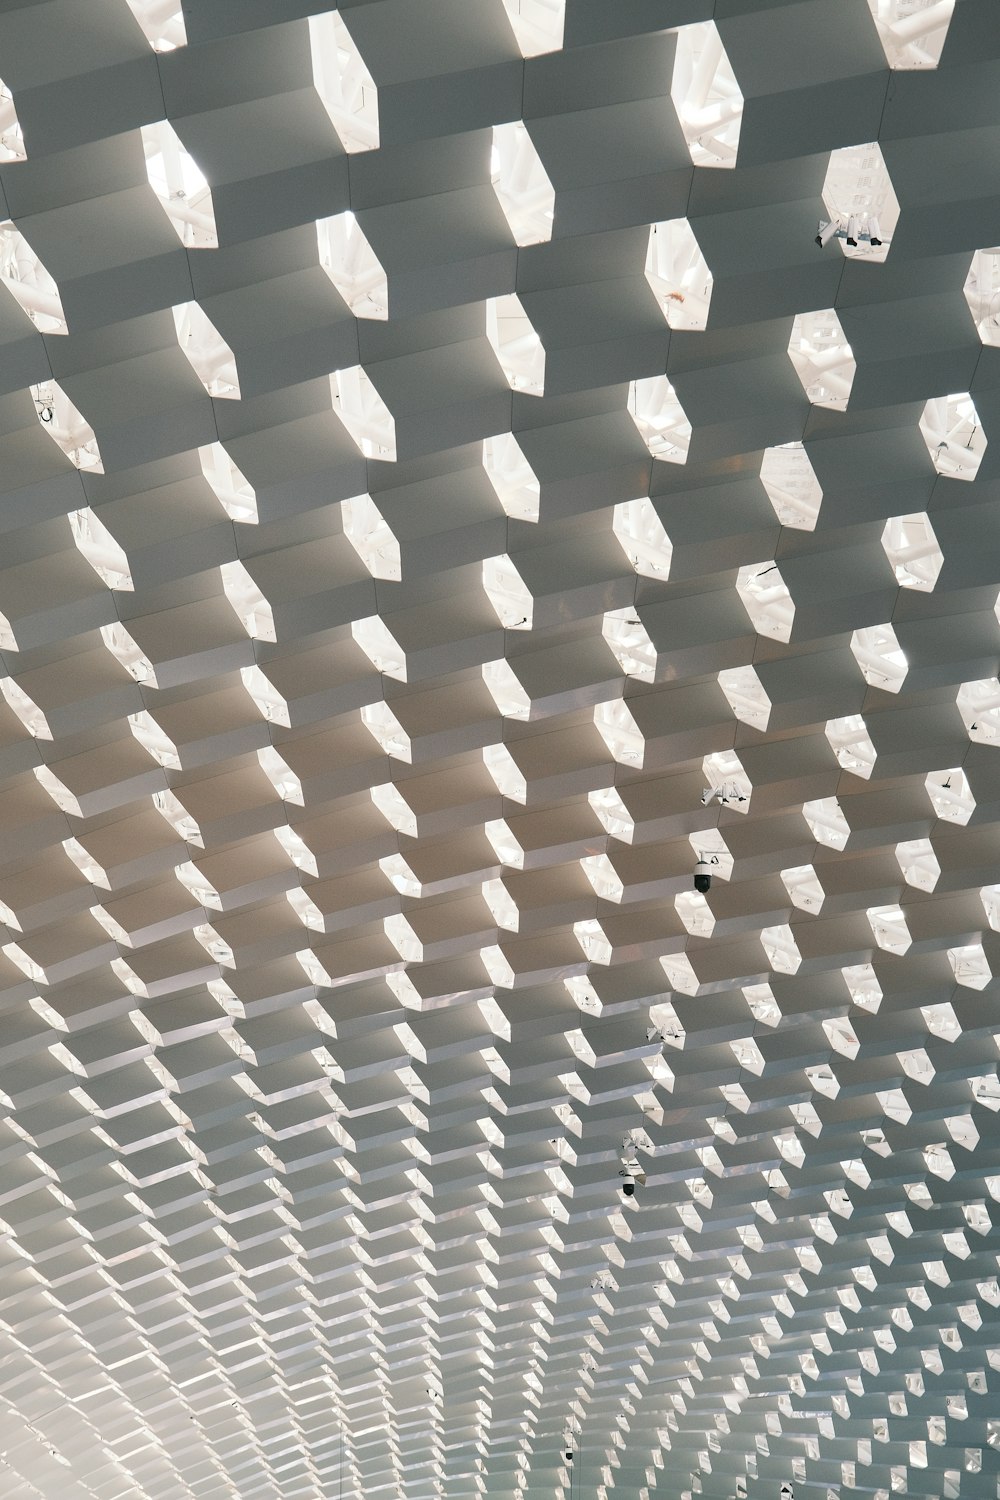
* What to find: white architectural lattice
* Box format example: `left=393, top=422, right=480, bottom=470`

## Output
left=0, top=6, right=992, bottom=1500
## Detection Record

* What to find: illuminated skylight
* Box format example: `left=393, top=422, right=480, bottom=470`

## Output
left=0, top=223, right=66, bottom=332
left=645, top=218, right=713, bottom=330
left=820, top=141, right=899, bottom=264
left=881, top=512, right=943, bottom=590
left=919, top=392, right=987, bottom=481
left=141, top=120, right=218, bottom=247
left=483, top=431, right=540, bottom=521
left=850, top=623, right=908, bottom=692
left=788, top=309, right=856, bottom=408
left=963, top=248, right=1000, bottom=344
left=491, top=122, right=555, bottom=245
left=628, top=375, right=692, bottom=463
left=866, top=0, right=956, bottom=69
left=670, top=21, right=743, bottom=168
left=124, top=0, right=187, bottom=51
left=735, top=561, right=794, bottom=642
left=199, top=442, right=258, bottom=523
left=332, top=365, right=397, bottom=460
left=500, top=0, right=565, bottom=56
left=759, top=443, right=822, bottom=530
left=68, top=508, right=132, bottom=590
left=317, top=210, right=388, bottom=318
left=310, top=10, right=380, bottom=152
left=0, top=79, right=25, bottom=161
left=31, top=382, right=103, bottom=471
left=486, top=294, right=546, bottom=395
left=172, top=300, right=240, bottom=398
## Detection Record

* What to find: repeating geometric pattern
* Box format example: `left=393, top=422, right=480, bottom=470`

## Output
left=0, top=4, right=996, bottom=1500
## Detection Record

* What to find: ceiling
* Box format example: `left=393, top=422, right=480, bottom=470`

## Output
left=0, top=1, right=997, bottom=1498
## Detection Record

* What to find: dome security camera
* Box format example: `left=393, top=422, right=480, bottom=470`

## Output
left=619, top=1172, right=636, bottom=1198
left=562, top=1449, right=574, bottom=1466
left=694, top=857, right=712, bottom=894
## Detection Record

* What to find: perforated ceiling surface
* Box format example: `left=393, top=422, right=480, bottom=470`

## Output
left=0, top=1, right=999, bottom=1498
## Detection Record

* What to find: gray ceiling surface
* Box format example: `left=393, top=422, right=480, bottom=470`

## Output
left=0, top=2, right=996, bottom=1499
